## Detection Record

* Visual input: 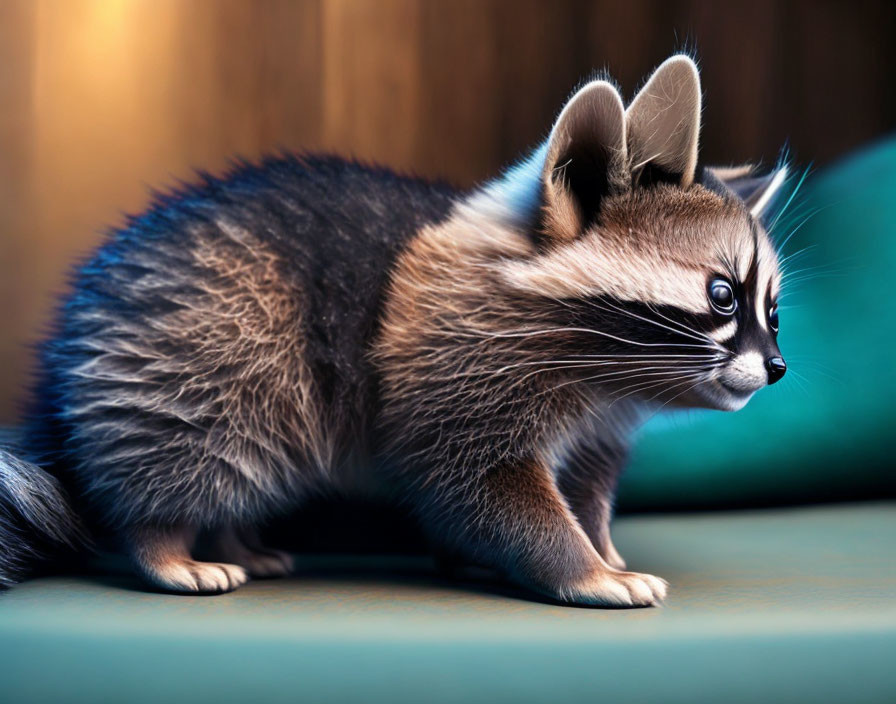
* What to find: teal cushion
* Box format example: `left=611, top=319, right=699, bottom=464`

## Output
left=619, top=138, right=896, bottom=510
left=1, top=503, right=893, bottom=703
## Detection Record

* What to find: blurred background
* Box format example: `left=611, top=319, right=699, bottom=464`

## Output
left=1, top=0, right=894, bottom=422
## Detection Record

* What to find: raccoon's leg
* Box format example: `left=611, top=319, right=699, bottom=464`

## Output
left=422, top=457, right=666, bottom=607
left=559, top=477, right=626, bottom=571
left=128, top=525, right=249, bottom=594
left=556, top=433, right=628, bottom=571
left=201, top=526, right=294, bottom=578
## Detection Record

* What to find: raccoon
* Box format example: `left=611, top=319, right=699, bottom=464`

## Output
left=0, top=56, right=787, bottom=606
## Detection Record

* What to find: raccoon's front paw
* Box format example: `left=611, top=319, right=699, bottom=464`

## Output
left=148, top=559, right=249, bottom=594
left=564, top=567, right=667, bottom=607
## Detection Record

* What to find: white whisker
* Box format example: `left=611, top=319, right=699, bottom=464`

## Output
left=473, top=326, right=715, bottom=350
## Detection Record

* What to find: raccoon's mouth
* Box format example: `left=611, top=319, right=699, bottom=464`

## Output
left=706, top=378, right=758, bottom=411
left=657, top=376, right=756, bottom=412
left=677, top=375, right=760, bottom=412
left=717, top=379, right=755, bottom=396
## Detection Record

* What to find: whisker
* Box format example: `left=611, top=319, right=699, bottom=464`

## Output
left=649, top=374, right=708, bottom=412
left=549, top=352, right=723, bottom=360
left=781, top=369, right=812, bottom=398
left=607, top=371, right=707, bottom=409
left=644, top=301, right=719, bottom=345
left=767, top=166, right=812, bottom=233
left=778, top=244, right=818, bottom=268
left=776, top=201, right=843, bottom=253
left=491, top=356, right=716, bottom=374
left=472, top=325, right=716, bottom=350
left=586, top=298, right=720, bottom=349
left=517, top=361, right=718, bottom=396
left=565, top=364, right=714, bottom=396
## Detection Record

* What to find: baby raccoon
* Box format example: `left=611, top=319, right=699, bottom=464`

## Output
left=0, top=56, right=787, bottom=606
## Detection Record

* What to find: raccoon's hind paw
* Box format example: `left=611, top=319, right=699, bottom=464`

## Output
left=564, top=568, right=668, bottom=607
left=221, top=546, right=293, bottom=579
left=601, top=540, right=627, bottom=571
left=205, top=526, right=294, bottom=579
left=149, top=559, right=249, bottom=594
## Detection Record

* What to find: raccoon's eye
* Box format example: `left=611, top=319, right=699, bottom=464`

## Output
left=769, top=303, right=779, bottom=332
left=708, top=278, right=736, bottom=315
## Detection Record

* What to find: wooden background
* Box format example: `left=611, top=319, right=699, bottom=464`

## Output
left=1, top=0, right=894, bottom=421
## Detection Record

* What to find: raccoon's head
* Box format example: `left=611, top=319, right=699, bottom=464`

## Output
left=494, top=56, right=788, bottom=412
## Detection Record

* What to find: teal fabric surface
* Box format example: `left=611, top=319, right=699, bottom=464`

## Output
left=619, top=138, right=896, bottom=510
left=1, top=503, right=894, bottom=703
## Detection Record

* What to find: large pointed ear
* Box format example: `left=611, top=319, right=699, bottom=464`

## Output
left=707, top=164, right=790, bottom=220
left=626, top=55, right=701, bottom=188
left=541, top=80, right=628, bottom=242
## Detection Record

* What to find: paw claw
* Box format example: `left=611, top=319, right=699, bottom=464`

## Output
left=640, top=573, right=669, bottom=602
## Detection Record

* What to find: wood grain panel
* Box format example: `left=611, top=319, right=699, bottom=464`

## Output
left=0, top=0, right=37, bottom=420
left=0, top=0, right=893, bottom=420
left=322, top=0, right=422, bottom=169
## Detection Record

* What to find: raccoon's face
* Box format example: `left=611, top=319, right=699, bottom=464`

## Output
left=493, top=55, right=788, bottom=412
left=608, top=185, right=786, bottom=412
left=686, top=209, right=786, bottom=411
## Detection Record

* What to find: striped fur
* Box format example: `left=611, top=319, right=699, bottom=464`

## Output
left=0, top=55, right=788, bottom=606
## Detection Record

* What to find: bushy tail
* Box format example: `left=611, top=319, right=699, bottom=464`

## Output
left=0, top=433, right=86, bottom=588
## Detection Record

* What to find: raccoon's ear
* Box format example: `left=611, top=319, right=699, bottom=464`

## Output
left=707, top=164, right=790, bottom=220
left=541, top=80, right=628, bottom=242
left=626, top=55, right=701, bottom=189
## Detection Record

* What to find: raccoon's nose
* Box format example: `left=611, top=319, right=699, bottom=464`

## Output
left=765, top=356, right=787, bottom=385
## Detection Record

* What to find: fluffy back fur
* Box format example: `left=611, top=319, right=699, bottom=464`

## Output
left=0, top=56, right=789, bottom=606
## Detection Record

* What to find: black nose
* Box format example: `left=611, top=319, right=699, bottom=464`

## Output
left=766, top=356, right=787, bottom=385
